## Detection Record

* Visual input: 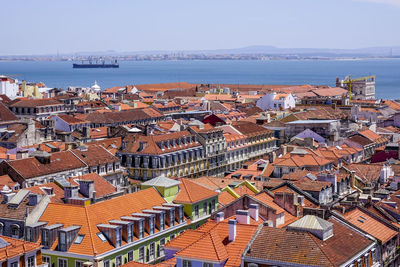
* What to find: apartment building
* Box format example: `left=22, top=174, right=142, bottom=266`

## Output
left=118, top=131, right=206, bottom=180
left=0, top=145, right=123, bottom=188
left=30, top=188, right=187, bottom=267
left=8, top=99, right=66, bottom=121
left=0, top=236, right=46, bottom=267
left=189, top=125, right=227, bottom=177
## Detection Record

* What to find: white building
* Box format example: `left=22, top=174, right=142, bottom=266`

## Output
left=256, top=92, right=296, bottom=111
left=0, top=75, right=19, bottom=99
left=91, top=81, right=101, bottom=93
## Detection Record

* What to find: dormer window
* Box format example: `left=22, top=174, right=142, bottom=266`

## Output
left=58, top=225, right=81, bottom=252
left=97, top=224, right=122, bottom=247
left=149, top=217, right=155, bottom=235
left=139, top=221, right=144, bottom=239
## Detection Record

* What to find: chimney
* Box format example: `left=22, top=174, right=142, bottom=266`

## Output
left=82, top=126, right=90, bottom=138
left=274, top=192, right=296, bottom=216
left=297, top=195, right=305, bottom=207
left=78, top=180, right=94, bottom=198
left=249, top=204, right=259, bottom=221
left=236, top=210, right=250, bottom=224
left=92, top=191, right=96, bottom=203
left=228, top=219, right=236, bottom=242
left=33, top=151, right=51, bottom=164
left=64, top=185, right=79, bottom=200
left=16, top=150, right=29, bottom=159
left=216, top=212, right=224, bottom=223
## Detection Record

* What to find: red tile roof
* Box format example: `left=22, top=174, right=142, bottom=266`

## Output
left=344, top=207, right=398, bottom=244
left=0, top=236, right=42, bottom=261
left=174, top=178, right=218, bottom=204
left=175, top=229, right=229, bottom=262
left=39, top=188, right=171, bottom=255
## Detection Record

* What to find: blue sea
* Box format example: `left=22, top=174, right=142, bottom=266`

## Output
left=0, top=59, right=399, bottom=99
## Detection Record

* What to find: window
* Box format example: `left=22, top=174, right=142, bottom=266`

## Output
left=42, top=256, right=50, bottom=264
left=194, top=205, right=199, bottom=218
left=115, top=228, right=122, bottom=247
left=149, top=218, right=155, bottom=235
left=74, top=234, right=84, bottom=244
left=104, top=260, right=110, bottom=267
left=170, top=234, right=175, bottom=240
left=27, top=256, right=35, bottom=267
left=10, top=262, right=18, bottom=267
left=139, top=221, right=144, bottom=239
left=211, top=199, right=216, bottom=212
left=116, top=256, right=122, bottom=267
left=100, top=167, right=105, bottom=173
left=59, top=232, right=66, bottom=248
left=159, top=214, right=165, bottom=231
left=371, top=248, right=377, bottom=263
left=203, top=202, right=208, bottom=216
left=203, top=263, right=213, bottom=267
left=149, top=242, right=155, bottom=260
left=138, top=247, right=145, bottom=263
left=183, top=260, right=192, bottom=267
left=75, top=261, right=84, bottom=267
left=42, top=230, right=49, bottom=247
left=128, top=251, right=133, bottom=262
left=97, top=232, right=107, bottom=242
left=58, top=258, right=67, bottom=267
left=364, top=253, right=370, bottom=267
left=11, top=224, right=20, bottom=237
left=160, top=238, right=165, bottom=257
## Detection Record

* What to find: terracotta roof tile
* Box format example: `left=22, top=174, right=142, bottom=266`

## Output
left=344, top=207, right=398, bottom=244
left=176, top=229, right=229, bottom=262
left=174, top=178, right=218, bottom=204
left=39, top=188, right=170, bottom=255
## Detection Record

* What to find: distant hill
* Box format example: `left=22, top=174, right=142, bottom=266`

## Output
left=72, top=45, right=400, bottom=57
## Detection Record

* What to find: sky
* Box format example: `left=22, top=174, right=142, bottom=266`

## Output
left=1, top=0, right=400, bottom=55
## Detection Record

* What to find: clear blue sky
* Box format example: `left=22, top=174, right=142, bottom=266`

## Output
left=1, top=0, right=399, bottom=55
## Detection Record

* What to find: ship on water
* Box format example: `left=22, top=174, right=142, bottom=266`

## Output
left=73, top=58, right=119, bottom=68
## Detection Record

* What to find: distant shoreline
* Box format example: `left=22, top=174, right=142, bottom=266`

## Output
left=1, top=56, right=400, bottom=62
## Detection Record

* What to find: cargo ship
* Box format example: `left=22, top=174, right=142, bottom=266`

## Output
left=73, top=59, right=119, bottom=68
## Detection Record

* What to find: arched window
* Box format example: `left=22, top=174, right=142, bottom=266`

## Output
left=11, top=224, right=20, bottom=237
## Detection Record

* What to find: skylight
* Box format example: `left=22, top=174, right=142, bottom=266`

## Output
left=97, top=232, right=107, bottom=242
left=74, top=234, right=85, bottom=244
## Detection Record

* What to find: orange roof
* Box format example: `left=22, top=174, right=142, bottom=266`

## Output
left=384, top=100, right=400, bottom=111
left=0, top=236, right=42, bottom=261
left=0, top=174, right=17, bottom=188
left=68, top=173, right=117, bottom=197
left=165, top=220, right=258, bottom=267
left=344, top=207, right=398, bottom=244
left=234, top=185, right=256, bottom=197
left=204, top=94, right=235, bottom=101
left=39, top=188, right=170, bottom=255
left=274, top=93, right=289, bottom=100
left=273, top=149, right=333, bottom=168
left=27, top=182, right=69, bottom=203
left=174, top=179, right=218, bottom=204
left=175, top=230, right=229, bottom=262
left=358, top=129, right=383, bottom=142
left=90, top=127, right=108, bottom=139
left=218, top=191, right=237, bottom=206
